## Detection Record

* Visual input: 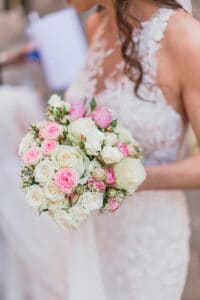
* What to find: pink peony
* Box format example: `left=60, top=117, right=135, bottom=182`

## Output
left=106, top=168, right=116, bottom=185
left=23, top=147, right=42, bottom=165
left=55, top=168, right=78, bottom=194
left=116, top=143, right=130, bottom=157
left=39, top=122, right=61, bottom=140
left=108, top=199, right=120, bottom=212
left=93, top=106, right=112, bottom=128
left=70, top=101, right=86, bottom=120
left=42, top=140, right=58, bottom=155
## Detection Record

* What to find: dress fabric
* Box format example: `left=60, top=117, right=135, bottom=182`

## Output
left=65, top=8, right=191, bottom=300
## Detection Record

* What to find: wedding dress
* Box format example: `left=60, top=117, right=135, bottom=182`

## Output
left=65, top=7, right=191, bottom=300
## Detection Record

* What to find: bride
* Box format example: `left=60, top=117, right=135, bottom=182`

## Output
left=64, top=0, right=200, bottom=299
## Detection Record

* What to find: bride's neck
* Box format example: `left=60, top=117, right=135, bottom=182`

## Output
left=104, top=0, right=159, bottom=31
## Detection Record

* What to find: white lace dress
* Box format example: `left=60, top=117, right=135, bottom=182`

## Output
left=65, top=8, right=190, bottom=300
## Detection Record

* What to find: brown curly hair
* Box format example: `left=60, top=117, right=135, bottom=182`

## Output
left=98, top=1, right=182, bottom=96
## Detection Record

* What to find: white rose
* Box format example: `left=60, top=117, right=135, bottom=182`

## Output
left=18, top=132, right=35, bottom=157
left=116, top=122, right=138, bottom=145
left=68, top=118, right=104, bottom=155
left=34, top=159, right=55, bottom=186
left=101, top=145, right=123, bottom=164
left=53, top=210, right=78, bottom=230
left=48, top=94, right=63, bottom=108
left=51, top=145, right=88, bottom=177
left=85, top=134, right=103, bottom=156
left=78, top=192, right=104, bottom=211
left=44, top=181, right=65, bottom=201
left=104, top=132, right=118, bottom=146
left=114, top=157, right=146, bottom=194
left=68, top=205, right=90, bottom=222
left=26, top=185, right=47, bottom=210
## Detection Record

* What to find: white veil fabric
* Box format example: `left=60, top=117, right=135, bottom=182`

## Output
left=177, top=0, right=192, bottom=14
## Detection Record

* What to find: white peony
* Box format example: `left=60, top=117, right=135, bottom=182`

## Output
left=78, top=192, right=104, bottom=211
left=114, top=157, right=146, bottom=193
left=68, top=205, right=90, bottom=222
left=18, top=132, right=35, bottom=157
left=26, top=185, right=47, bottom=210
left=44, top=181, right=65, bottom=201
left=101, top=145, right=123, bottom=164
left=51, top=145, right=89, bottom=177
left=53, top=210, right=78, bottom=230
left=104, top=132, right=118, bottom=146
left=34, top=159, right=55, bottom=186
left=48, top=199, right=69, bottom=212
left=68, top=118, right=104, bottom=155
left=116, top=122, right=138, bottom=145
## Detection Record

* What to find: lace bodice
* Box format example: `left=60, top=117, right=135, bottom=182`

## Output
left=66, top=8, right=188, bottom=165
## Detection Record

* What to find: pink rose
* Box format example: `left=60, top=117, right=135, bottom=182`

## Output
left=55, top=168, right=78, bottom=194
left=108, top=199, right=120, bottom=212
left=39, top=122, right=61, bottom=140
left=106, top=168, right=116, bottom=185
left=93, top=106, right=112, bottom=128
left=70, top=101, right=86, bottom=120
left=42, top=140, right=58, bottom=155
left=88, top=179, right=106, bottom=192
left=116, top=143, right=130, bottom=157
left=23, top=147, right=42, bottom=165
left=94, top=181, right=106, bottom=192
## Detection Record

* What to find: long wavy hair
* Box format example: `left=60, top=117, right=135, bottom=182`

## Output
left=98, top=0, right=182, bottom=96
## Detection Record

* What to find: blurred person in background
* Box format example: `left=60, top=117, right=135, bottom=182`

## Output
left=63, top=0, right=200, bottom=299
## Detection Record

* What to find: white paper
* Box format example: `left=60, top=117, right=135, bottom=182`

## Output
left=28, top=8, right=87, bottom=90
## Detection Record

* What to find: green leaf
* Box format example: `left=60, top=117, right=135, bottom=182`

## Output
left=90, top=98, right=97, bottom=111
left=110, top=119, right=118, bottom=128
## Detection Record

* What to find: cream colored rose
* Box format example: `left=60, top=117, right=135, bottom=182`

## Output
left=78, top=192, right=104, bottom=211
left=68, top=118, right=104, bottom=155
left=116, top=122, right=138, bottom=145
left=26, top=185, right=47, bottom=210
left=44, top=181, right=65, bottom=201
left=18, top=132, right=35, bottom=157
left=104, top=132, right=118, bottom=146
left=92, top=167, right=106, bottom=181
left=34, top=159, right=55, bottom=186
left=114, top=157, right=146, bottom=193
left=53, top=210, right=78, bottom=230
left=101, top=145, right=123, bottom=164
left=51, top=145, right=88, bottom=177
left=68, top=205, right=90, bottom=222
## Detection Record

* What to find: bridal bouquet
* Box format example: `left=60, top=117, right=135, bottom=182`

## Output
left=18, top=95, right=146, bottom=230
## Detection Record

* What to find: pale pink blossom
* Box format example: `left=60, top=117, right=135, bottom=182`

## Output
left=70, top=101, right=86, bottom=120
left=106, top=168, right=116, bottom=185
left=55, top=168, right=78, bottom=194
left=116, top=143, right=130, bottom=157
left=42, top=140, right=58, bottom=155
left=39, top=122, right=61, bottom=140
left=93, top=106, right=112, bottom=128
left=23, top=147, right=42, bottom=165
left=94, top=181, right=106, bottom=192
left=88, top=179, right=106, bottom=192
left=108, top=199, right=120, bottom=212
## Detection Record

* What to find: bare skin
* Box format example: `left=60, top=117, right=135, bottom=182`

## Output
left=70, top=0, right=200, bottom=190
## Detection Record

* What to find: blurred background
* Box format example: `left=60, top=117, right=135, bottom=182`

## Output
left=0, top=1, right=199, bottom=299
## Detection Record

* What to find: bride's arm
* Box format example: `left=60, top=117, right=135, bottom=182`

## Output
left=141, top=18, right=200, bottom=191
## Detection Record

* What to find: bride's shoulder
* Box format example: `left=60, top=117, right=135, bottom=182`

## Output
left=166, top=10, right=200, bottom=60
left=85, top=9, right=106, bottom=44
